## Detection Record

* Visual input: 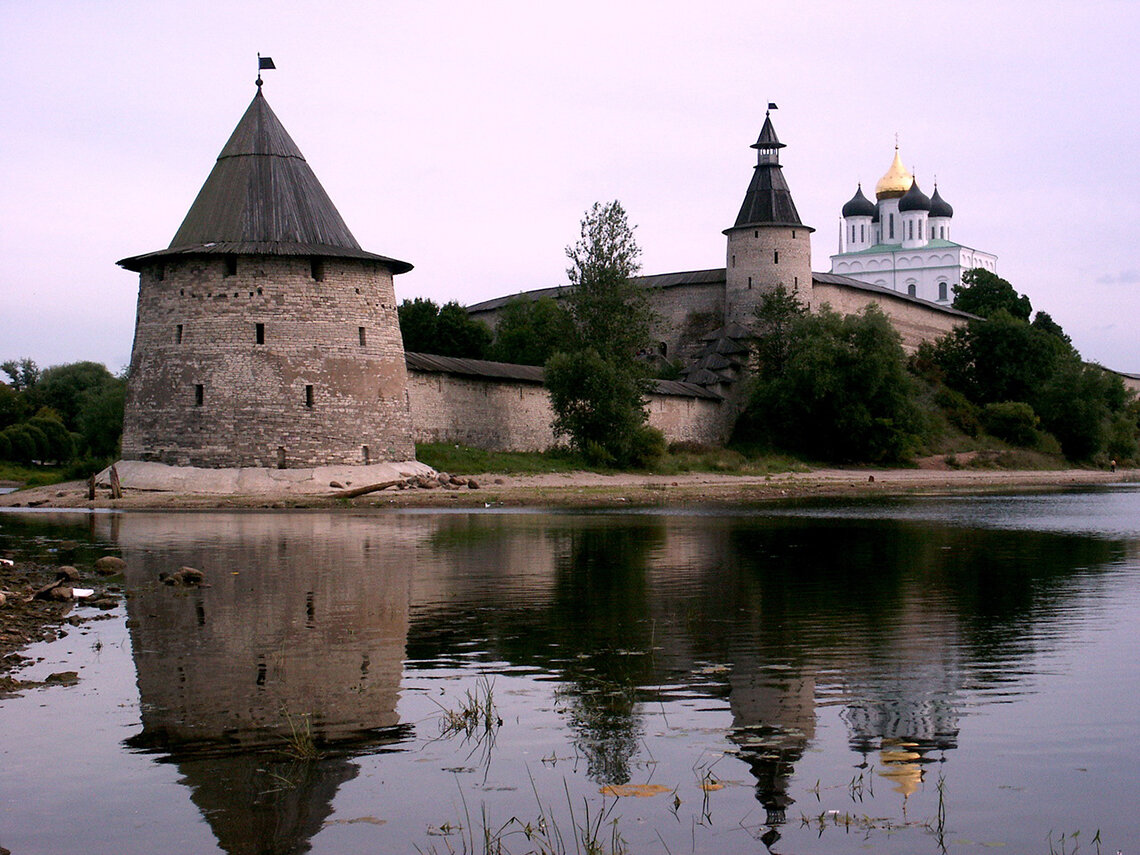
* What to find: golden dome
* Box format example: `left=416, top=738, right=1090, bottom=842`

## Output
left=875, top=147, right=913, bottom=200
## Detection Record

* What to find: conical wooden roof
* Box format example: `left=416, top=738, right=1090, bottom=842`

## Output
left=120, top=89, right=411, bottom=273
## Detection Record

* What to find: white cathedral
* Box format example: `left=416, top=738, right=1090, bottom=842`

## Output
left=829, top=146, right=997, bottom=304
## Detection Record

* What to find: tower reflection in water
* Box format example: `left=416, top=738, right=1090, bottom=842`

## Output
left=118, top=513, right=415, bottom=855
left=101, top=508, right=1117, bottom=854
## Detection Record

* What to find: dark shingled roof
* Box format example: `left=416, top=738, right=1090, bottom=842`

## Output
left=731, top=161, right=804, bottom=228
left=405, top=352, right=721, bottom=400
left=119, top=89, right=411, bottom=273
left=465, top=268, right=727, bottom=315
left=727, top=113, right=812, bottom=231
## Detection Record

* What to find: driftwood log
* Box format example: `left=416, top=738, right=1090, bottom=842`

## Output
left=335, top=479, right=406, bottom=499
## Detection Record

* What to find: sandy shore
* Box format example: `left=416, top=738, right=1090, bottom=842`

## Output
left=1, top=465, right=1135, bottom=510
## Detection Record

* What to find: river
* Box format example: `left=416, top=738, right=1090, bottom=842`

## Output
left=1, top=487, right=1138, bottom=853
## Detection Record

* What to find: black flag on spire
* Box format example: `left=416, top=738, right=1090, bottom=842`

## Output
left=256, top=54, right=275, bottom=89
left=768, top=102, right=778, bottom=110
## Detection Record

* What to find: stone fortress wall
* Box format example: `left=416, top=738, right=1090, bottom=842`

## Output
left=123, top=255, right=415, bottom=468
left=406, top=359, right=728, bottom=450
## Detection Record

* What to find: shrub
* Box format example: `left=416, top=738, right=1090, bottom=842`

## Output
left=981, top=401, right=1039, bottom=446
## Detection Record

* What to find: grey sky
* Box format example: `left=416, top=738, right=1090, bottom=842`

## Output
left=3, top=1, right=1138, bottom=374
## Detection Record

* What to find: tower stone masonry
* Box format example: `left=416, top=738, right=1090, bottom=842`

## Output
left=723, top=108, right=814, bottom=327
left=119, top=85, right=415, bottom=468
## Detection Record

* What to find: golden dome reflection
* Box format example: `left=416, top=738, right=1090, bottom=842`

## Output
left=875, top=146, right=914, bottom=200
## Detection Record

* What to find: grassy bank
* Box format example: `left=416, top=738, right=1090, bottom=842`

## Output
left=414, top=442, right=811, bottom=478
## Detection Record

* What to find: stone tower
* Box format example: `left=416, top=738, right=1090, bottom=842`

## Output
left=723, top=109, right=814, bottom=326
left=118, top=83, right=415, bottom=468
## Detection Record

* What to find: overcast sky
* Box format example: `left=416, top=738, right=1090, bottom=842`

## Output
left=3, top=1, right=1138, bottom=375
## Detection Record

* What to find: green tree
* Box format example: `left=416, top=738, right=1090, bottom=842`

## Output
left=1033, top=360, right=1126, bottom=461
left=26, top=413, right=74, bottom=463
left=77, top=376, right=127, bottom=458
left=491, top=296, right=575, bottom=366
left=952, top=269, right=1032, bottom=321
left=397, top=297, right=492, bottom=359
left=736, top=304, right=920, bottom=463
left=434, top=301, right=492, bottom=359
left=545, top=201, right=661, bottom=466
left=1030, top=310, right=1071, bottom=346
left=751, top=284, right=807, bottom=374
left=563, top=201, right=653, bottom=361
left=1, top=358, right=40, bottom=392
left=397, top=297, right=442, bottom=354
left=926, top=310, right=1069, bottom=405
left=33, top=361, right=118, bottom=429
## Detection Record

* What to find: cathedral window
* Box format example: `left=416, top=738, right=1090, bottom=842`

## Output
left=889, top=214, right=895, bottom=240
left=851, top=225, right=856, bottom=243
left=860, top=224, right=865, bottom=242
left=908, top=221, right=914, bottom=240
left=907, top=282, right=917, bottom=297
left=256, top=323, right=265, bottom=344
left=938, top=281, right=948, bottom=301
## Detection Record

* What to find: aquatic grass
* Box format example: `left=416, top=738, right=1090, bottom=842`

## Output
left=435, top=675, right=502, bottom=740
left=281, top=710, right=321, bottom=761
left=415, top=772, right=627, bottom=855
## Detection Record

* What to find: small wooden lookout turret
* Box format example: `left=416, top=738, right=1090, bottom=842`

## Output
left=118, top=83, right=415, bottom=468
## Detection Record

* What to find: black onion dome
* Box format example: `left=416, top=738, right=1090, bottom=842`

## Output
left=898, top=179, right=931, bottom=212
left=929, top=186, right=954, bottom=218
left=842, top=184, right=877, bottom=218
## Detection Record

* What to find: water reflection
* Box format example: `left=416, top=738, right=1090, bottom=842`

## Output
left=116, top=513, right=415, bottom=855
left=2, top=496, right=1135, bottom=855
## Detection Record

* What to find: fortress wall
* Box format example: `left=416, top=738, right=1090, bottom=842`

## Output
left=644, top=282, right=726, bottom=362
left=407, top=371, right=556, bottom=451
left=812, top=280, right=965, bottom=352
left=122, top=255, right=415, bottom=468
left=407, top=369, right=725, bottom=451
left=646, top=393, right=727, bottom=445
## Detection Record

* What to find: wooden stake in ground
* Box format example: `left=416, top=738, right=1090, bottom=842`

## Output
left=109, top=465, right=122, bottom=500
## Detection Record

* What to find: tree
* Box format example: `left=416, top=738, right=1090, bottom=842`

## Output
left=952, top=269, right=1032, bottom=321
left=397, top=298, right=492, bottom=359
left=926, top=310, right=1069, bottom=405
left=563, top=201, right=653, bottom=361
left=491, top=296, right=574, bottom=366
left=77, top=377, right=127, bottom=458
left=434, top=301, right=492, bottom=359
left=1033, top=360, right=1127, bottom=461
left=751, top=284, right=807, bottom=375
left=1, top=358, right=39, bottom=392
left=545, top=201, right=662, bottom=466
left=736, top=305, right=920, bottom=463
left=33, top=361, right=118, bottom=429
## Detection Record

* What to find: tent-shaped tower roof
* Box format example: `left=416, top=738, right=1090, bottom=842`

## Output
left=119, top=88, right=411, bottom=273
